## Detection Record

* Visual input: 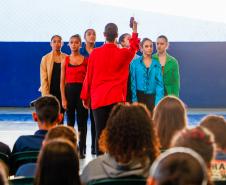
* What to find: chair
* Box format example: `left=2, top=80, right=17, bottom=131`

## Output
left=9, top=177, right=34, bottom=185
left=10, top=151, right=39, bottom=174
left=214, top=181, right=226, bottom=185
left=87, top=178, right=146, bottom=185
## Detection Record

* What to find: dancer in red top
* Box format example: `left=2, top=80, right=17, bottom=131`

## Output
left=81, top=20, right=139, bottom=155
left=60, top=34, right=88, bottom=159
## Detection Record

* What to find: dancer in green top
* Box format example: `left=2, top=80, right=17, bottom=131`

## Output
left=152, top=35, right=180, bottom=97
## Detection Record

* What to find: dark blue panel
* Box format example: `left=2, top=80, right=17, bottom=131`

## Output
left=0, top=42, right=226, bottom=107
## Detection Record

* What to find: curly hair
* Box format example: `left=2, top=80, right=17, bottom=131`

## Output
left=99, top=103, right=160, bottom=165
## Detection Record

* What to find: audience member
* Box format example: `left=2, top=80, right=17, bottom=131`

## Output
left=147, top=147, right=210, bottom=185
left=12, top=95, right=61, bottom=154
left=34, top=139, right=81, bottom=185
left=81, top=103, right=160, bottom=184
left=153, top=96, right=187, bottom=150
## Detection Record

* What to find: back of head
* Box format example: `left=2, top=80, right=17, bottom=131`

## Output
left=45, top=125, right=78, bottom=148
left=171, top=126, right=215, bottom=167
left=148, top=147, right=208, bottom=185
left=104, top=23, right=118, bottom=42
left=153, top=96, right=187, bottom=149
left=99, top=103, right=160, bottom=164
left=34, top=95, right=60, bottom=125
left=200, top=115, right=226, bottom=150
left=35, top=139, right=80, bottom=185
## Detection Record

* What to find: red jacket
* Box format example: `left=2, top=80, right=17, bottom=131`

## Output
left=81, top=33, right=139, bottom=109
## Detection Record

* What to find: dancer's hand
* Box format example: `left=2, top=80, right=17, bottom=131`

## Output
left=82, top=99, right=90, bottom=109
left=62, top=99, right=67, bottom=110
left=132, top=20, right=137, bottom=33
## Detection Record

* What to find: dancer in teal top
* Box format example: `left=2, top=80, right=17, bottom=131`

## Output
left=130, top=38, right=164, bottom=113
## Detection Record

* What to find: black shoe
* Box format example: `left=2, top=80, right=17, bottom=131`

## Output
left=91, top=148, right=96, bottom=155
left=84, top=146, right=86, bottom=155
left=79, top=153, right=86, bottom=159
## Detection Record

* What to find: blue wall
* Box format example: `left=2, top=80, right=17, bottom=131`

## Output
left=0, top=42, right=226, bottom=108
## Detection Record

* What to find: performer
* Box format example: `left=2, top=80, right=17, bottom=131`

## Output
left=130, top=38, right=164, bottom=114
left=40, top=35, right=67, bottom=123
left=81, top=20, right=139, bottom=155
left=152, top=35, right=180, bottom=97
left=80, top=28, right=96, bottom=155
left=60, top=34, right=88, bottom=159
left=119, top=33, right=139, bottom=103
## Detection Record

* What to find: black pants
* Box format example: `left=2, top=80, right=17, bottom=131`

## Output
left=50, top=89, right=65, bottom=124
left=65, top=83, right=88, bottom=154
left=137, top=90, right=155, bottom=115
left=90, top=109, right=96, bottom=152
left=92, top=104, right=115, bottom=155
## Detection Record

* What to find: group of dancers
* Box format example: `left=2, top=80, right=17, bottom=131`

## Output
left=39, top=19, right=180, bottom=157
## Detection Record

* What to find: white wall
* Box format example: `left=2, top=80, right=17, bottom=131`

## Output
left=1, top=0, right=226, bottom=41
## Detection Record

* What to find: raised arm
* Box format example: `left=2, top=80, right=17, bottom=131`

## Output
left=127, top=20, right=140, bottom=59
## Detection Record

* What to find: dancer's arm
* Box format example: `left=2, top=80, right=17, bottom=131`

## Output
left=60, top=59, right=67, bottom=109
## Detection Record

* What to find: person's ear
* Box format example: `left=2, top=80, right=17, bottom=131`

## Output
left=147, top=177, right=156, bottom=185
left=42, top=140, right=46, bottom=147
left=166, top=42, right=169, bottom=50
left=57, top=113, right=63, bottom=124
left=32, top=112, right=38, bottom=122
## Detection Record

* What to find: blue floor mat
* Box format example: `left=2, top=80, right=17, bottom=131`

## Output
left=0, top=113, right=226, bottom=127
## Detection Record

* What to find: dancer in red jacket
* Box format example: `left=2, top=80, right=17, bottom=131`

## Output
left=81, top=20, right=139, bottom=155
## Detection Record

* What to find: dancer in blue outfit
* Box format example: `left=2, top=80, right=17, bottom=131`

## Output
left=130, top=38, right=164, bottom=114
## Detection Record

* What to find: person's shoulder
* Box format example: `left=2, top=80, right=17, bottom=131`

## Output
left=167, top=54, right=178, bottom=64
left=61, top=52, right=68, bottom=57
left=152, top=53, right=158, bottom=59
left=42, top=52, right=52, bottom=59
left=15, top=135, right=32, bottom=143
left=131, top=56, right=142, bottom=65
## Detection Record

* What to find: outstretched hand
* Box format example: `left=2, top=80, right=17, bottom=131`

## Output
left=132, top=20, right=138, bottom=33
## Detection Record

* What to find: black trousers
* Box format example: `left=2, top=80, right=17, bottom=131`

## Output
left=137, top=90, right=155, bottom=114
left=50, top=88, right=65, bottom=124
left=90, top=109, right=96, bottom=152
left=92, top=104, right=115, bottom=155
left=65, top=83, right=88, bottom=154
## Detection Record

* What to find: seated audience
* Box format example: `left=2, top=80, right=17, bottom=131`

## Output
left=153, top=96, right=187, bottom=150
left=16, top=125, right=78, bottom=177
left=147, top=147, right=210, bottom=185
left=200, top=115, right=226, bottom=181
left=12, top=95, right=62, bottom=154
left=0, top=142, right=10, bottom=158
left=34, top=139, right=81, bottom=185
left=81, top=103, right=160, bottom=184
left=171, top=126, right=215, bottom=170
